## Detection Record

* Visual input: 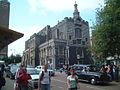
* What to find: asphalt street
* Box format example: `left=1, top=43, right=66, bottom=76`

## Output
left=1, top=72, right=120, bottom=90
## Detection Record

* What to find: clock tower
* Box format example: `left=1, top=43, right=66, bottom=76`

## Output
left=73, top=2, right=80, bottom=19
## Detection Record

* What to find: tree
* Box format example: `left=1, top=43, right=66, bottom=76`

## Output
left=2, top=54, right=22, bottom=64
left=92, top=0, right=120, bottom=63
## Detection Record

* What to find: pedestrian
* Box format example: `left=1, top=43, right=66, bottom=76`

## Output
left=15, top=64, right=31, bottom=90
left=100, top=65, right=106, bottom=73
left=114, top=65, right=119, bottom=82
left=67, top=67, right=72, bottom=76
left=106, top=65, right=112, bottom=81
left=0, top=70, right=6, bottom=90
left=38, top=64, right=51, bottom=90
left=0, top=64, right=5, bottom=77
left=67, top=68, right=80, bottom=90
left=14, top=64, right=23, bottom=90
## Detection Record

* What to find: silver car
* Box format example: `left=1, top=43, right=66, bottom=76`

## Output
left=27, top=68, right=39, bottom=89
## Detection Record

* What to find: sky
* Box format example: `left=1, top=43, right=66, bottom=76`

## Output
left=8, top=0, right=104, bottom=56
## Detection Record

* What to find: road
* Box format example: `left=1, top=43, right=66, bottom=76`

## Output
left=1, top=72, right=120, bottom=90
left=1, top=77, right=14, bottom=90
left=51, top=72, right=120, bottom=90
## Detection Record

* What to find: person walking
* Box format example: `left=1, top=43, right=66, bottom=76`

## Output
left=106, top=65, right=112, bottom=81
left=0, top=64, right=5, bottom=77
left=67, top=68, right=79, bottom=90
left=0, top=70, right=6, bottom=90
left=38, top=64, right=51, bottom=90
left=15, top=64, right=31, bottom=90
left=67, top=67, right=72, bottom=76
left=100, top=65, right=106, bottom=73
left=114, top=65, right=119, bottom=82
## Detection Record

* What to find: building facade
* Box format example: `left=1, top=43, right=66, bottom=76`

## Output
left=23, top=3, right=93, bottom=69
left=22, top=33, right=43, bottom=66
left=0, top=0, right=10, bottom=59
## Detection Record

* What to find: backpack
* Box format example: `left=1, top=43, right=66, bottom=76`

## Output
left=39, top=71, right=51, bottom=81
left=40, top=71, right=44, bottom=81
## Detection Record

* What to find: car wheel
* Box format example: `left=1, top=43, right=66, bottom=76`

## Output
left=90, top=78, right=96, bottom=85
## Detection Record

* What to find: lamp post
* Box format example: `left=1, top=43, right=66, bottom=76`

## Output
left=65, top=45, right=69, bottom=65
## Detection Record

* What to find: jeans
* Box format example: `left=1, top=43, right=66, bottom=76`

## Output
left=40, top=84, right=50, bottom=90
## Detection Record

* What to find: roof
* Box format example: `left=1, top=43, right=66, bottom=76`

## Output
left=0, top=26, right=24, bottom=50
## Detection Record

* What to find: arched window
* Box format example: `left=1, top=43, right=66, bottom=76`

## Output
left=75, top=28, right=82, bottom=38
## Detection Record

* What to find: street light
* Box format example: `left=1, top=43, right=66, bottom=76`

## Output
left=65, top=45, right=69, bottom=65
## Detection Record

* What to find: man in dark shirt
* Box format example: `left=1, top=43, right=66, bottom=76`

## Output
left=0, top=70, right=6, bottom=90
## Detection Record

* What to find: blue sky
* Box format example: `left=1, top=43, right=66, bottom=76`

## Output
left=8, top=0, right=104, bottom=56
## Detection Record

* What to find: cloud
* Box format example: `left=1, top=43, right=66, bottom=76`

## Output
left=8, top=25, right=43, bottom=56
left=27, top=0, right=104, bottom=13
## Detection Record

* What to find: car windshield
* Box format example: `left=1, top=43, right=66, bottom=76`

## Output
left=27, top=69, right=39, bottom=75
left=72, top=65, right=98, bottom=72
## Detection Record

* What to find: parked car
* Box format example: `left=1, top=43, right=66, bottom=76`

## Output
left=27, top=65, right=34, bottom=68
left=27, top=68, right=39, bottom=89
left=35, top=65, right=55, bottom=76
left=47, top=68, right=55, bottom=76
left=35, top=65, right=44, bottom=71
left=5, top=64, right=19, bottom=79
left=72, top=64, right=112, bottom=85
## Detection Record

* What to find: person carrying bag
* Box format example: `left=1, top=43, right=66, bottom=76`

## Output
left=14, top=64, right=31, bottom=90
left=38, top=64, right=51, bottom=90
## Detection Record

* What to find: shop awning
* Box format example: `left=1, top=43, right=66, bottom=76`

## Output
left=0, top=26, right=24, bottom=50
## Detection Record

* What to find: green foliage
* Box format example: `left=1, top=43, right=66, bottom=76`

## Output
left=92, top=0, right=120, bottom=62
left=1, top=54, right=22, bottom=65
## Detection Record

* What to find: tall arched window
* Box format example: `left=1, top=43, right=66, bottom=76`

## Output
left=75, top=28, right=82, bottom=38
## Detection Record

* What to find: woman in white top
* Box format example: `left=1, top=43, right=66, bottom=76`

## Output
left=38, top=64, right=51, bottom=90
left=67, top=68, right=79, bottom=90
